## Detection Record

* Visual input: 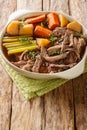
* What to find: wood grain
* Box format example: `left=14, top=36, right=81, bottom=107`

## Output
left=72, top=75, right=87, bottom=130
left=17, top=0, right=42, bottom=11
left=0, top=1, right=16, bottom=130
left=69, top=0, right=87, bottom=27
left=69, top=1, right=87, bottom=129
left=0, top=64, right=12, bottom=130
left=43, top=81, right=74, bottom=130
left=0, top=0, right=16, bottom=30
left=43, top=0, right=69, bottom=14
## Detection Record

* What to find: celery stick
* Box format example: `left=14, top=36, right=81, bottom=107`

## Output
left=3, top=36, right=19, bottom=39
left=3, top=36, right=33, bottom=42
left=8, top=45, right=38, bottom=54
left=7, top=44, right=37, bottom=50
left=3, top=40, right=37, bottom=48
left=3, top=42, right=30, bottom=47
left=4, top=36, right=33, bottom=39
left=7, top=45, right=30, bottom=50
left=3, top=39, right=18, bottom=42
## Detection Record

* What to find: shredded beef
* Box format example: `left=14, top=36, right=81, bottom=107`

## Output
left=32, top=54, right=42, bottom=72
left=48, top=63, right=76, bottom=73
left=41, top=46, right=69, bottom=63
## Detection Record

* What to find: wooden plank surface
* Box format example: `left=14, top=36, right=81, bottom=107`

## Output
left=0, top=0, right=87, bottom=130
left=69, top=1, right=87, bottom=130
left=0, top=1, right=16, bottom=130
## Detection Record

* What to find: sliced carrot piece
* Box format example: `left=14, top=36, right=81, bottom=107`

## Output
left=25, top=14, right=46, bottom=24
left=47, top=12, right=60, bottom=30
left=34, top=25, right=52, bottom=38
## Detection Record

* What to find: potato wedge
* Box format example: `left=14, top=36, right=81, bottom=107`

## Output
left=67, top=21, right=82, bottom=33
left=36, top=38, right=51, bottom=47
left=19, top=24, right=34, bottom=36
left=59, top=14, right=68, bottom=27
left=7, top=21, right=19, bottom=35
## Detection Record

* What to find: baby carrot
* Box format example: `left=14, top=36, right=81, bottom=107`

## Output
left=34, top=25, right=52, bottom=38
left=47, top=12, right=60, bottom=30
left=25, top=14, right=46, bottom=24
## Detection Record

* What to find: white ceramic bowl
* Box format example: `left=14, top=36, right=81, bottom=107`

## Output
left=0, top=10, right=87, bottom=79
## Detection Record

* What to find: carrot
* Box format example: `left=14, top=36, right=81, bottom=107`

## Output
left=47, top=12, right=60, bottom=30
left=25, top=14, right=46, bottom=24
left=34, top=25, right=52, bottom=38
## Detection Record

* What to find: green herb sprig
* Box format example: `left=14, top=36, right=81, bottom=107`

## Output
left=29, top=51, right=39, bottom=60
left=41, top=18, right=48, bottom=27
left=49, top=50, right=63, bottom=56
left=19, top=36, right=33, bottom=43
left=19, top=21, right=24, bottom=28
left=49, top=34, right=63, bottom=43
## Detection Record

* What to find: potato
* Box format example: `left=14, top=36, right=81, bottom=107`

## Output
left=36, top=38, right=51, bottom=47
left=19, top=24, right=34, bottom=36
left=7, top=21, right=19, bottom=35
left=67, top=21, right=82, bottom=33
left=59, top=14, right=69, bottom=27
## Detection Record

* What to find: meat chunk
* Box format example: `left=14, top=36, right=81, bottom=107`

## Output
left=22, top=64, right=32, bottom=71
left=70, top=37, right=86, bottom=58
left=41, top=46, right=69, bottom=63
left=69, top=34, right=74, bottom=46
left=47, top=45, right=61, bottom=55
left=32, top=55, right=42, bottom=72
left=77, top=38, right=86, bottom=57
left=63, top=50, right=80, bottom=64
left=12, top=60, right=27, bottom=67
left=62, top=32, right=69, bottom=45
left=53, top=27, right=66, bottom=37
left=48, top=63, right=76, bottom=73
left=19, top=50, right=29, bottom=61
left=66, top=29, right=75, bottom=36
left=21, top=59, right=34, bottom=71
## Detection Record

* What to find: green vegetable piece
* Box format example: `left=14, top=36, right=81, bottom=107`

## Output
left=41, top=18, right=48, bottom=27
left=19, top=36, right=33, bottom=42
left=49, top=50, right=63, bottom=56
left=3, top=40, right=36, bottom=48
left=49, top=34, right=63, bottom=43
left=19, top=21, right=24, bottom=28
left=8, top=45, right=38, bottom=54
left=29, top=51, right=39, bottom=61
left=3, top=38, right=18, bottom=42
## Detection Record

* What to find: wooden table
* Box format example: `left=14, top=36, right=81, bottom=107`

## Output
left=0, top=0, right=87, bottom=130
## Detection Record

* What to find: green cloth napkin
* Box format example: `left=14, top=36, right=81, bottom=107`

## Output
left=0, top=54, right=87, bottom=99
